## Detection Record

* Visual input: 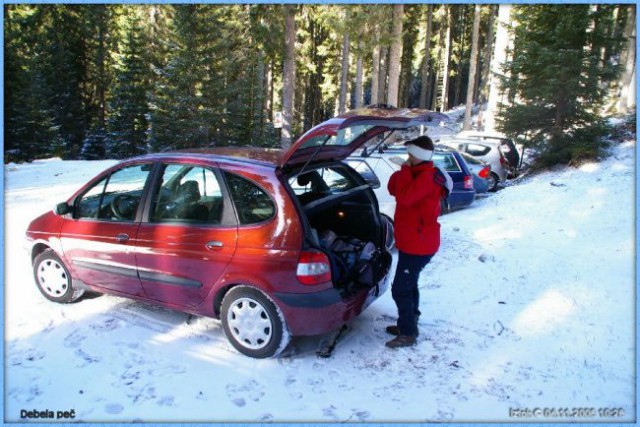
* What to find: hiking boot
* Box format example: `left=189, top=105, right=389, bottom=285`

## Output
left=385, top=335, right=416, bottom=349
left=386, top=325, right=419, bottom=337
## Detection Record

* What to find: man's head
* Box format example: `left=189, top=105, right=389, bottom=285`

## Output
left=404, top=136, right=434, bottom=165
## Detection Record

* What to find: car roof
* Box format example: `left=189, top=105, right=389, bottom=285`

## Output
left=438, top=137, right=501, bottom=148
left=129, top=147, right=285, bottom=168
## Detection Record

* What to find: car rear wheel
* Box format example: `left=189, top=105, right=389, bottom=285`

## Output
left=33, top=249, right=85, bottom=303
left=487, top=172, right=499, bottom=192
left=440, top=197, right=450, bottom=215
left=221, top=286, right=290, bottom=358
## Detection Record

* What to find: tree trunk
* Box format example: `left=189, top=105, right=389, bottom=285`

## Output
left=478, top=5, right=495, bottom=104
left=440, top=6, right=452, bottom=112
left=452, top=8, right=468, bottom=108
left=265, top=60, right=273, bottom=122
left=281, top=5, right=296, bottom=148
left=419, top=5, right=433, bottom=108
left=617, top=5, right=636, bottom=113
left=378, top=46, right=388, bottom=104
left=338, top=8, right=350, bottom=113
left=371, top=31, right=381, bottom=105
left=387, top=4, right=403, bottom=107
left=485, top=4, right=513, bottom=131
left=355, top=38, right=364, bottom=108
left=463, top=5, right=481, bottom=130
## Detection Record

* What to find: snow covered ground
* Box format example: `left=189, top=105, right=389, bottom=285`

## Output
left=4, top=137, right=636, bottom=423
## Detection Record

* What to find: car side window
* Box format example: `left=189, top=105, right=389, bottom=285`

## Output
left=75, top=164, right=151, bottom=221
left=224, top=172, right=275, bottom=225
left=151, top=164, right=224, bottom=224
left=465, top=143, right=491, bottom=157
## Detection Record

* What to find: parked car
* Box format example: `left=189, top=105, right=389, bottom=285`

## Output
left=455, top=130, right=520, bottom=176
left=26, top=107, right=445, bottom=358
left=437, top=137, right=509, bottom=191
left=457, top=151, right=492, bottom=194
left=355, top=144, right=475, bottom=217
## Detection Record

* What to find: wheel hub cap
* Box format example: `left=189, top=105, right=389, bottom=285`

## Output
left=227, top=297, right=273, bottom=350
left=37, top=259, right=69, bottom=298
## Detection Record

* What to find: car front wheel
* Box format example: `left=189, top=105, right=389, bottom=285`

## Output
left=221, top=286, right=290, bottom=358
left=33, top=249, right=85, bottom=303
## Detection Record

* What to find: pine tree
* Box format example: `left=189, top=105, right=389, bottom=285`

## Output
left=5, top=6, right=57, bottom=161
left=107, top=10, right=152, bottom=158
left=498, top=5, right=620, bottom=165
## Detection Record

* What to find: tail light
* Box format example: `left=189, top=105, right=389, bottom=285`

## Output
left=464, top=175, right=474, bottom=190
left=478, top=166, right=490, bottom=179
left=297, top=251, right=332, bottom=285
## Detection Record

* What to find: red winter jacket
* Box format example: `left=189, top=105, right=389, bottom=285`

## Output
left=388, top=161, right=445, bottom=256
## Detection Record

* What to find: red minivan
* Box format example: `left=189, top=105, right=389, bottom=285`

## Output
left=26, top=107, right=446, bottom=358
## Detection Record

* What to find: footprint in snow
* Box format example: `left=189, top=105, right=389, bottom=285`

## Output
left=89, top=318, right=123, bottom=333
left=148, top=364, right=187, bottom=377
left=157, top=395, right=176, bottom=407
left=74, top=348, right=101, bottom=366
left=9, top=348, right=46, bottom=366
left=104, top=403, right=124, bottom=415
left=63, top=329, right=87, bottom=348
left=226, top=380, right=265, bottom=407
left=352, top=409, right=371, bottom=421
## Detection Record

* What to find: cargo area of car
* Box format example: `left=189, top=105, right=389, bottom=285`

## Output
left=288, top=166, right=393, bottom=295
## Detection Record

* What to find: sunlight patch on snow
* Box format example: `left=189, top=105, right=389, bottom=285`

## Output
left=150, top=327, right=194, bottom=345
left=579, top=162, right=600, bottom=173
left=184, top=345, right=249, bottom=368
left=512, top=289, right=576, bottom=337
left=468, top=353, right=512, bottom=388
left=473, top=223, right=523, bottom=245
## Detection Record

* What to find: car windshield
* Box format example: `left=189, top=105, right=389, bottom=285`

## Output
left=298, top=124, right=375, bottom=150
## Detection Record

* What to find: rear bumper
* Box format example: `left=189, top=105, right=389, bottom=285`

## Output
left=449, top=189, right=476, bottom=210
left=273, top=274, right=390, bottom=336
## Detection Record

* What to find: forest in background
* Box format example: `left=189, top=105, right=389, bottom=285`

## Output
left=4, top=4, right=636, bottom=164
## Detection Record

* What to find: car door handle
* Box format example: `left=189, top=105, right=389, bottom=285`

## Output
left=115, top=233, right=130, bottom=243
left=206, top=241, right=223, bottom=250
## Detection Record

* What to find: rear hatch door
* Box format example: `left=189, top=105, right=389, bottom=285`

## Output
left=280, top=107, right=448, bottom=169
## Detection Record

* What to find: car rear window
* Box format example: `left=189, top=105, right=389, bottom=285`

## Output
left=433, top=153, right=461, bottom=172
left=465, top=143, right=491, bottom=157
left=298, top=125, right=374, bottom=150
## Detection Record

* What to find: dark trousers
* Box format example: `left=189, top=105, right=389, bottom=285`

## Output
left=391, top=251, right=433, bottom=336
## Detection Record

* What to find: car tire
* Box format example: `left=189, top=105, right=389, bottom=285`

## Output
left=33, top=249, right=85, bottom=303
left=221, top=286, right=290, bottom=358
left=487, top=172, right=499, bottom=192
left=440, top=198, right=450, bottom=215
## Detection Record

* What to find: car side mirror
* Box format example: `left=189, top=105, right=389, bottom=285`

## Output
left=54, top=202, right=71, bottom=216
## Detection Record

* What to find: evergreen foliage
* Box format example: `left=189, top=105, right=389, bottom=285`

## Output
left=4, top=4, right=632, bottom=164
left=498, top=5, right=623, bottom=166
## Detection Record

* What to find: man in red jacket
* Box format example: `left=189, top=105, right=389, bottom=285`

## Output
left=386, top=135, right=449, bottom=348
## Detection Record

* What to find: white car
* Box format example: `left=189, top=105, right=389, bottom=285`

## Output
left=454, top=130, right=520, bottom=176
left=437, top=137, right=510, bottom=191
